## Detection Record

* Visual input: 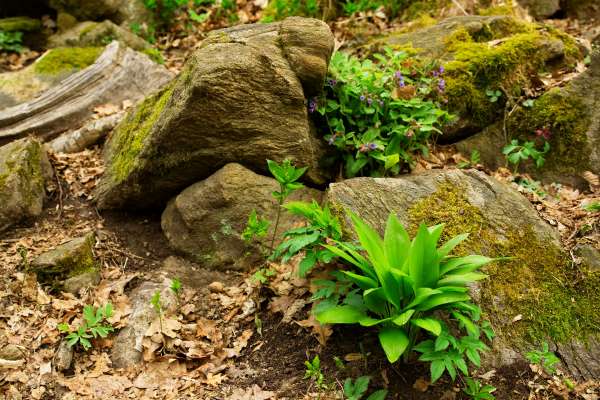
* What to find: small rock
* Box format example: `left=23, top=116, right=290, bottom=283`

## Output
left=575, top=244, right=600, bottom=270
left=31, top=232, right=97, bottom=286
left=63, top=270, right=101, bottom=295
left=208, top=282, right=225, bottom=293
left=0, top=344, right=25, bottom=361
left=53, top=340, right=73, bottom=372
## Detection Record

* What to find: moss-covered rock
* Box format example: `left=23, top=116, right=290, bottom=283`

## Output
left=95, top=17, right=334, bottom=210
left=370, top=15, right=581, bottom=141
left=31, top=232, right=98, bottom=289
left=34, top=46, right=102, bottom=76
left=48, top=0, right=152, bottom=26
left=0, top=17, right=41, bottom=32
left=161, top=163, right=322, bottom=270
left=326, top=169, right=600, bottom=380
left=0, top=138, right=49, bottom=233
left=48, top=20, right=150, bottom=52
left=457, top=48, right=600, bottom=188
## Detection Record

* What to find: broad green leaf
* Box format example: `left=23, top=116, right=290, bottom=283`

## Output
left=403, top=287, right=442, bottom=310
left=437, top=272, right=487, bottom=286
left=359, top=317, right=391, bottom=327
left=437, top=233, right=469, bottom=258
left=378, top=327, right=409, bottom=363
left=412, top=318, right=442, bottom=336
left=316, top=305, right=367, bottom=324
left=299, top=251, right=318, bottom=277
left=392, top=309, right=415, bottom=326
left=430, top=359, right=445, bottom=383
left=415, top=292, right=470, bottom=311
left=324, top=244, right=376, bottom=282
left=366, top=390, right=388, bottom=400
left=439, top=255, right=494, bottom=275
left=343, top=271, right=378, bottom=290
left=383, top=214, right=410, bottom=272
left=363, top=287, right=387, bottom=314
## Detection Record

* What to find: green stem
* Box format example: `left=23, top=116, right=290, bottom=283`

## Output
left=270, top=184, right=284, bottom=252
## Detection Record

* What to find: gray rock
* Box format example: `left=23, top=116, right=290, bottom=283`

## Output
left=0, top=138, right=49, bottom=233
left=49, top=0, right=152, bottom=26
left=53, top=340, right=73, bottom=372
left=111, top=280, right=177, bottom=368
left=517, top=0, right=561, bottom=18
left=63, top=270, right=101, bottom=295
left=326, top=169, right=600, bottom=380
left=575, top=244, right=600, bottom=270
left=161, top=163, right=322, bottom=270
left=31, top=232, right=97, bottom=285
left=95, top=17, right=334, bottom=210
left=48, top=20, right=150, bottom=52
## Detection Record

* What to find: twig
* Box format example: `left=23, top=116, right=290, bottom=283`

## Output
left=451, top=0, right=469, bottom=15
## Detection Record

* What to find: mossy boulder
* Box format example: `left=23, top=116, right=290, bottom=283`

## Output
left=48, top=20, right=150, bottom=52
left=31, top=232, right=99, bottom=290
left=95, top=17, right=334, bottom=210
left=0, top=46, right=101, bottom=108
left=326, top=169, right=600, bottom=380
left=161, top=163, right=322, bottom=270
left=0, top=138, right=50, bottom=233
left=457, top=48, right=600, bottom=188
left=371, top=15, right=581, bottom=141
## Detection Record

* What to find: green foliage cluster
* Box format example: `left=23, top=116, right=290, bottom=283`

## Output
left=304, top=355, right=326, bottom=389
left=315, top=48, right=452, bottom=177
left=0, top=30, right=23, bottom=53
left=58, top=304, right=114, bottom=350
left=315, top=212, right=495, bottom=383
left=502, top=138, right=550, bottom=173
left=525, top=342, right=560, bottom=375
left=143, top=0, right=188, bottom=23
left=582, top=202, right=600, bottom=212
left=343, top=376, right=387, bottom=400
left=463, top=377, right=496, bottom=400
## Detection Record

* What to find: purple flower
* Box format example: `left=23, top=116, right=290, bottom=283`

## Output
left=308, top=97, right=318, bottom=113
left=439, top=65, right=445, bottom=74
left=438, top=78, right=446, bottom=92
left=433, top=70, right=439, bottom=77
left=368, top=143, right=378, bottom=150
left=395, top=71, right=405, bottom=87
left=328, top=78, right=337, bottom=86
left=367, top=97, right=373, bottom=106
left=395, top=71, right=402, bottom=79
left=360, top=95, right=366, bottom=101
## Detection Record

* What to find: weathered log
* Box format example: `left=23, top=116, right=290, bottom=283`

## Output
left=0, top=41, right=174, bottom=146
left=48, top=111, right=124, bottom=153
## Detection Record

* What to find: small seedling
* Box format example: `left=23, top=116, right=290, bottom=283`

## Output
left=503, top=139, right=550, bottom=173
left=343, top=376, right=388, bottom=400
left=151, top=290, right=164, bottom=333
left=458, top=150, right=480, bottom=169
left=525, top=342, right=560, bottom=375
left=58, top=304, right=114, bottom=351
left=334, top=356, right=346, bottom=371
left=486, top=89, right=502, bottom=103
left=522, top=99, right=535, bottom=108
left=304, top=355, right=325, bottom=389
left=463, top=377, right=496, bottom=400
left=241, top=209, right=270, bottom=244
left=251, top=267, right=276, bottom=284
left=17, top=246, right=29, bottom=269
left=170, top=278, right=182, bottom=298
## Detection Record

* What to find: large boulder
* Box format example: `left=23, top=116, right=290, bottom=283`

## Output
left=161, top=163, right=322, bottom=270
left=95, top=17, right=334, bottom=210
left=327, top=169, right=600, bottom=380
left=371, top=16, right=581, bottom=141
left=0, top=138, right=50, bottom=233
left=457, top=47, right=600, bottom=188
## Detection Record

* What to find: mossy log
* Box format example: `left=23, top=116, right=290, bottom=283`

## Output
left=0, top=41, right=173, bottom=146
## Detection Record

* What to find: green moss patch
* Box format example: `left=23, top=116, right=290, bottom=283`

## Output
left=0, top=17, right=41, bottom=32
left=408, top=182, right=600, bottom=345
left=107, top=83, right=175, bottom=183
left=34, top=47, right=102, bottom=76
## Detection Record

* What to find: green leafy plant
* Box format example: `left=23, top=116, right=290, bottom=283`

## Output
left=522, top=99, right=535, bottom=108
left=485, top=89, right=502, bottom=103
left=58, top=304, right=114, bottom=350
left=316, top=49, right=452, bottom=177
left=143, top=0, right=188, bottom=24
left=242, top=209, right=271, bottom=243
left=315, top=211, right=496, bottom=383
left=0, top=31, right=23, bottom=53
left=272, top=201, right=344, bottom=276
left=266, top=159, right=307, bottom=249
left=525, top=342, right=560, bottom=375
left=517, top=178, right=547, bottom=198
left=502, top=139, right=550, bottom=173
left=582, top=202, right=600, bottom=212
left=304, top=355, right=326, bottom=389
left=457, top=150, right=480, bottom=169
left=463, top=377, right=496, bottom=400
left=344, top=376, right=388, bottom=400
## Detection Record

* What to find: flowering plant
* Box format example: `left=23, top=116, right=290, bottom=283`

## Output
left=312, top=48, right=453, bottom=177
